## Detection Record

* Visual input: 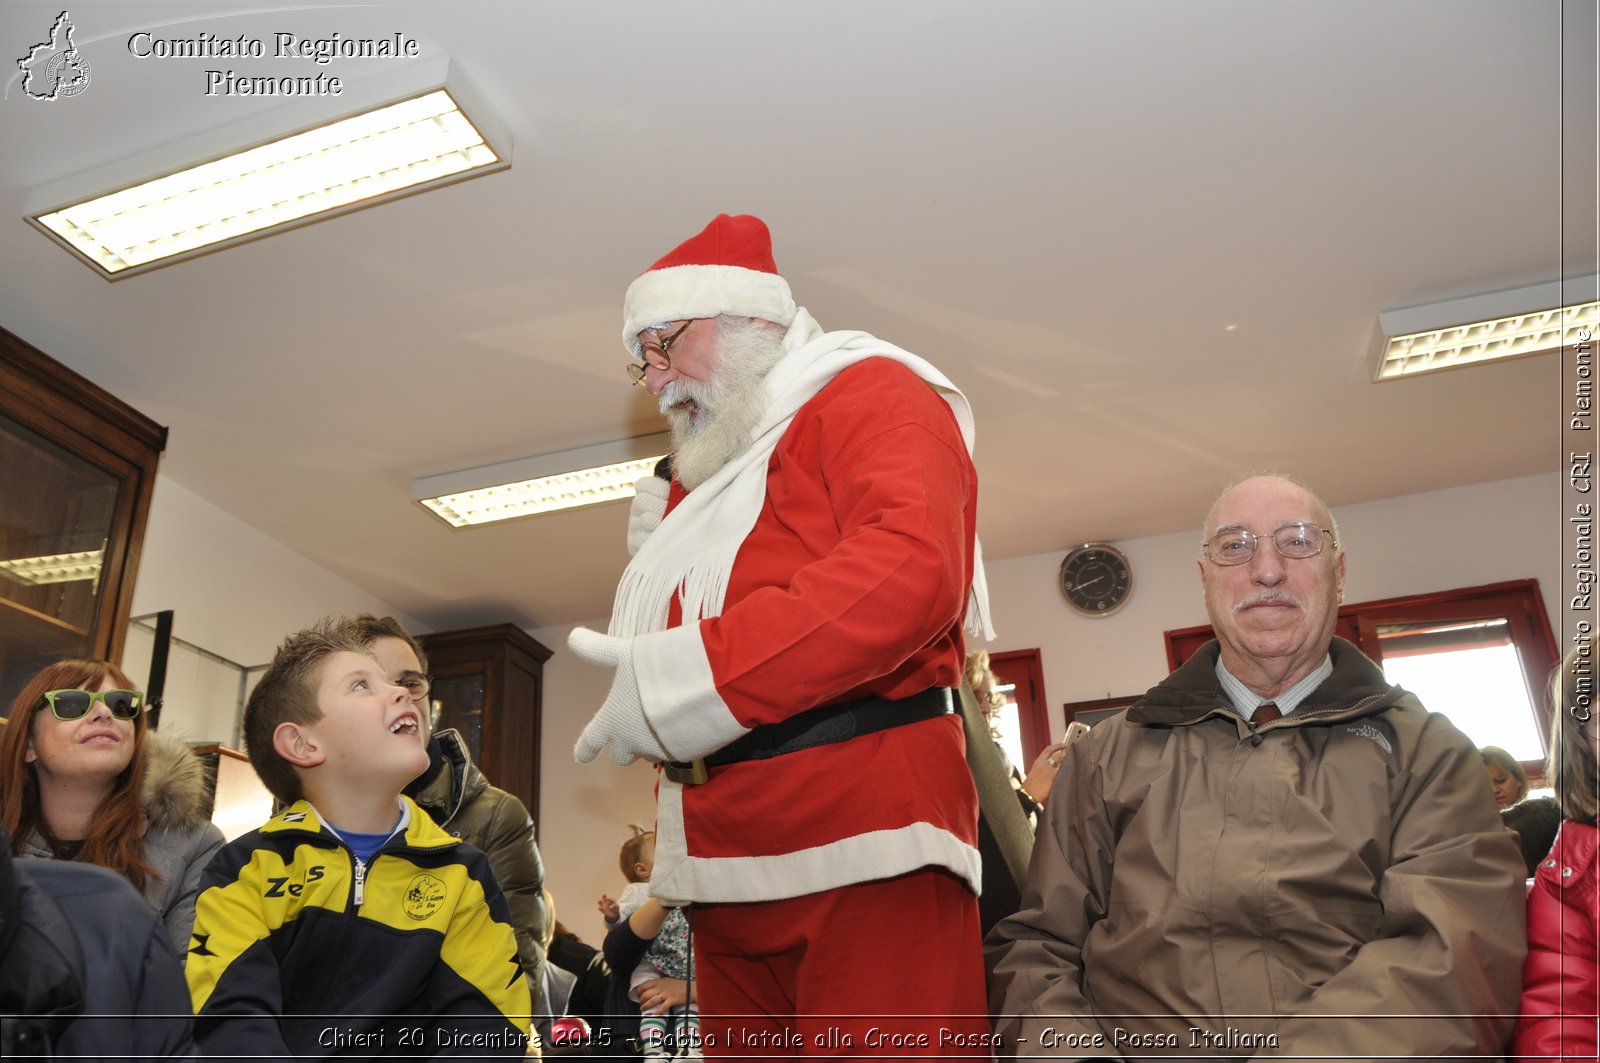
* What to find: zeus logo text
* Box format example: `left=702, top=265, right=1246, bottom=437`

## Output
left=265, top=865, right=326, bottom=897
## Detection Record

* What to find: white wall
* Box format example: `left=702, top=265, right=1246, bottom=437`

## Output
left=129, top=474, right=421, bottom=742
left=978, top=472, right=1563, bottom=737
left=123, top=623, right=250, bottom=746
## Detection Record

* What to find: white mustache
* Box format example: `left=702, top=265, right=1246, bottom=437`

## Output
left=659, top=380, right=711, bottom=416
left=1235, top=590, right=1303, bottom=613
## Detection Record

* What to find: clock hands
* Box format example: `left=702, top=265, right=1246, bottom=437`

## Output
left=1060, top=542, right=1131, bottom=617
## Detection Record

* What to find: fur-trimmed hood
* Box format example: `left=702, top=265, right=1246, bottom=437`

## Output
left=139, top=730, right=211, bottom=831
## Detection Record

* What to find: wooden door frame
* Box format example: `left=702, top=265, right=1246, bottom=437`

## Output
left=989, top=647, right=1051, bottom=764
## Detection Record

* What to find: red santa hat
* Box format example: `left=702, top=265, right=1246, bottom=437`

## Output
left=622, top=214, right=798, bottom=355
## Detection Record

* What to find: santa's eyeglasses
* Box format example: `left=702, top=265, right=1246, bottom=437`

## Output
left=626, top=321, right=692, bottom=385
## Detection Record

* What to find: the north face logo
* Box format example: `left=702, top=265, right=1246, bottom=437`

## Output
left=1344, top=722, right=1393, bottom=754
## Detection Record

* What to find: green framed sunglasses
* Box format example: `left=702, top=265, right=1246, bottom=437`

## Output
left=39, top=688, right=145, bottom=721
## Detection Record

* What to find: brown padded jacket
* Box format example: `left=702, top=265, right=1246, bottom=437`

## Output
left=408, top=728, right=548, bottom=1011
left=987, top=638, right=1526, bottom=1061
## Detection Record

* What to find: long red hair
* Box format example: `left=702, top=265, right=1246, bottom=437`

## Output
left=0, top=659, right=156, bottom=890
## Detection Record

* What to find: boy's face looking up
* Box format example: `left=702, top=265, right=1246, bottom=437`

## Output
left=289, top=650, right=429, bottom=789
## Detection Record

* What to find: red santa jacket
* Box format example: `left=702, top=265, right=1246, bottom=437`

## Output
left=643, top=357, right=981, bottom=905
left=1515, top=820, right=1600, bottom=1061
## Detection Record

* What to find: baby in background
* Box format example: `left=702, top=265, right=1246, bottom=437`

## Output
left=599, top=828, right=698, bottom=1060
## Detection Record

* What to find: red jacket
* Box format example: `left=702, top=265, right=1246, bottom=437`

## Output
left=645, top=357, right=981, bottom=905
left=1516, top=821, right=1600, bottom=1060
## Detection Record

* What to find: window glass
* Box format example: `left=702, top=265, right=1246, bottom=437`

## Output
left=1378, top=619, right=1543, bottom=761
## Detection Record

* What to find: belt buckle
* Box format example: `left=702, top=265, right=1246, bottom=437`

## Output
left=663, top=758, right=708, bottom=786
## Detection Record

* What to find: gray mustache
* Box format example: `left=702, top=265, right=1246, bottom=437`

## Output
left=1235, top=590, right=1303, bottom=612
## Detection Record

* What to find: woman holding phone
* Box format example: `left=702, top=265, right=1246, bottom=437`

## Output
left=0, top=658, right=223, bottom=948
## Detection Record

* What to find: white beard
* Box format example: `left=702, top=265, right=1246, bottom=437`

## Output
left=661, top=318, right=787, bottom=490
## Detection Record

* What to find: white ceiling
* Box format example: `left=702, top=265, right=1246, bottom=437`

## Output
left=0, top=0, right=1591, bottom=632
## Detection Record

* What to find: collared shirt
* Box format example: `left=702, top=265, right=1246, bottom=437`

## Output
left=1216, top=654, right=1333, bottom=719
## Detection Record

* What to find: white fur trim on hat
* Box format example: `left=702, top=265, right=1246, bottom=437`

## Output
left=622, top=264, right=797, bottom=356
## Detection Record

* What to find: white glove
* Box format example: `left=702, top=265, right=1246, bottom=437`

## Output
left=569, top=627, right=670, bottom=765
left=626, top=475, right=671, bottom=557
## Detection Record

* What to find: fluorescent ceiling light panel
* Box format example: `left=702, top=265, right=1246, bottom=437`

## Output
left=414, top=434, right=671, bottom=529
left=0, top=548, right=103, bottom=585
left=1372, top=277, right=1599, bottom=381
left=28, top=67, right=508, bottom=279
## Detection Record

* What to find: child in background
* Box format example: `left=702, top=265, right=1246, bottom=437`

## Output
left=185, top=620, right=531, bottom=1059
left=601, top=828, right=698, bottom=1060
left=1514, top=634, right=1600, bottom=1059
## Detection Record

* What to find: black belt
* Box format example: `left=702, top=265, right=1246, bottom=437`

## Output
left=662, top=686, right=955, bottom=785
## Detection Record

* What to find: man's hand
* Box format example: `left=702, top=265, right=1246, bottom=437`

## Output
left=627, top=474, right=671, bottom=556
left=569, top=627, right=670, bottom=765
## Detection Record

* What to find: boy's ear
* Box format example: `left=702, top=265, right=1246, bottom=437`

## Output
left=273, top=721, right=326, bottom=770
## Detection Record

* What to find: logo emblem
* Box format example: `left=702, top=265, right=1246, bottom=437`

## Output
left=18, top=11, right=92, bottom=101
left=403, top=874, right=447, bottom=921
left=1343, top=721, right=1393, bottom=755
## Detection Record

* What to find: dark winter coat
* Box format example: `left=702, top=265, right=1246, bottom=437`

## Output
left=407, top=728, right=549, bottom=1005
left=0, top=831, right=197, bottom=1059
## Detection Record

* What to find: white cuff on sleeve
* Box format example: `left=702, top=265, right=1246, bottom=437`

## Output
left=632, top=623, right=748, bottom=762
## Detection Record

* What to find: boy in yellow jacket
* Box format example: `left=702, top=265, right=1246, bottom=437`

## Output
left=186, top=619, right=530, bottom=1059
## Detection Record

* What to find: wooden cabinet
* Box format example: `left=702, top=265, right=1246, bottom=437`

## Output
left=418, top=624, right=550, bottom=831
left=0, top=326, right=165, bottom=710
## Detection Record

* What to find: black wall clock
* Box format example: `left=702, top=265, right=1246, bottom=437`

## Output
left=1059, top=542, right=1133, bottom=617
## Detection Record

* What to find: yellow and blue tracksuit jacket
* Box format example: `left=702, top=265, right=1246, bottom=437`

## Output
left=185, top=797, right=531, bottom=1059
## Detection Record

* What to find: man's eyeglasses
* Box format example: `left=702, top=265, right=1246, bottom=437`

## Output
left=40, top=688, right=144, bottom=721
left=625, top=321, right=692, bottom=385
left=1202, top=522, right=1337, bottom=566
left=396, top=673, right=433, bottom=703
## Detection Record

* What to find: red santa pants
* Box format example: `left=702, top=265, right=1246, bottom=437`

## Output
left=690, top=868, right=993, bottom=1061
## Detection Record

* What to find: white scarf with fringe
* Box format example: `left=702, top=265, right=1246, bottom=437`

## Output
left=607, top=308, right=994, bottom=642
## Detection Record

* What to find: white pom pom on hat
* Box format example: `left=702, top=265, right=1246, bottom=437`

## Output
left=622, top=213, right=797, bottom=356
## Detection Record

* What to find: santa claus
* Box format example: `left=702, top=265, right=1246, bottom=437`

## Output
left=570, top=213, right=993, bottom=1053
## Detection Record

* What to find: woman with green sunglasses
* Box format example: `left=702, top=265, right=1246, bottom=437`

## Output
left=0, top=658, right=224, bottom=949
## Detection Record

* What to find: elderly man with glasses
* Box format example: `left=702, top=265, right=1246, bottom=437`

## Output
left=987, top=474, right=1526, bottom=1060
left=568, top=214, right=995, bottom=1054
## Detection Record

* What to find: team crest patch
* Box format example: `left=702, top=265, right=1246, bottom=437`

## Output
left=403, top=874, right=447, bottom=921
left=1344, top=722, right=1393, bottom=754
